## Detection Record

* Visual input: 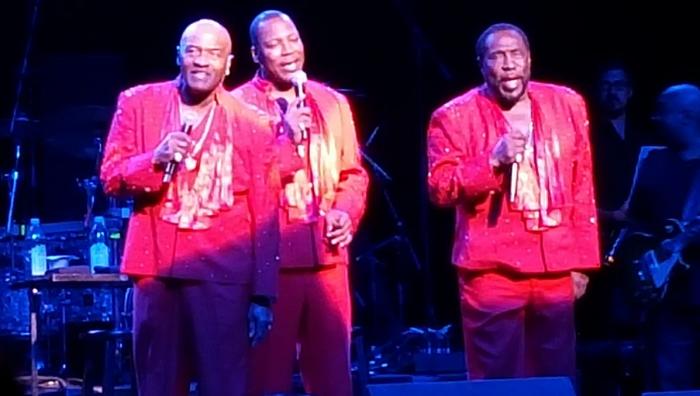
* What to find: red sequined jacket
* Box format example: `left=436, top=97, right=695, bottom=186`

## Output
left=427, top=82, right=600, bottom=273
left=231, top=76, right=368, bottom=268
left=100, top=79, right=280, bottom=297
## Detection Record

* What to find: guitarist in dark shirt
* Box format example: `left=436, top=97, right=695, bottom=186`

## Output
left=616, top=84, right=700, bottom=391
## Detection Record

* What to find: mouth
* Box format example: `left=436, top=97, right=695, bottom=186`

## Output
left=500, top=77, right=522, bottom=92
left=279, top=60, right=299, bottom=73
left=189, top=70, right=211, bottom=81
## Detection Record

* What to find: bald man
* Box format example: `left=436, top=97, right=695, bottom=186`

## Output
left=100, top=19, right=279, bottom=396
left=615, top=84, right=700, bottom=391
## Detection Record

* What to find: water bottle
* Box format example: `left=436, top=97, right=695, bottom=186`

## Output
left=27, top=218, right=47, bottom=276
left=89, top=216, right=110, bottom=273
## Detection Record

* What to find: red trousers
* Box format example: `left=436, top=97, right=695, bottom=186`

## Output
left=132, top=277, right=250, bottom=396
left=459, top=270, right=576, bottom=379
left=247, top=266, right=352, bottom=396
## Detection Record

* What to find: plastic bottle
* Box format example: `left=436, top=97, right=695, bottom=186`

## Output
left=89, top=216, right=110, bottom=273
left=27, top=218, right=47, bottom=276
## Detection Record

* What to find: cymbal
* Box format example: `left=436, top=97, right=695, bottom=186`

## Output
left=38, top=105, right=113, bottom=160
left=43, top=135, right=102, bottom=160
left=0, top=117, right=42, bottom=138
left=41, top=104, right=113, bottom=137
left=1, top=105, right=113, bottom=143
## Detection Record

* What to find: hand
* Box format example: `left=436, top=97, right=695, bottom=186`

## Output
left=248, top=302, right=273, bottom=347
left=571, top=271, right=589, bottom=300
left=325, top=209, right=353, bottom=248
left=490, top=129, right=527, bottom=166
left=282, top=97, right=312, bottom=144
left=152, top=132, right=192, bottom=165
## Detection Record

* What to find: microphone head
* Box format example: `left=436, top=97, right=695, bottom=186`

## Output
left=289, top=70, right=307, bottom=87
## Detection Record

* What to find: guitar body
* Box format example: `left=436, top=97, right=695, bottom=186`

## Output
left=606, top=219, right=686, bottom=306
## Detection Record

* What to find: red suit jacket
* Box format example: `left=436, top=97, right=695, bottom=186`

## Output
left=231, top=76, right=368, bottom=268
left=427, top=82, right=600, bottom=273
left=100, top=79, right=279, bottom=297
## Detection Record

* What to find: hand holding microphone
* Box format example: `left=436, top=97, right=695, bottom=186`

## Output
left=155, top=127, right=192, bottom=183
left=489, top=129, right=527, bottom=166
left=283, top=71, right=312, bottom=145
left=489, top=128, right=527, bottom=202
left=283, top=97, right=312, bottom=145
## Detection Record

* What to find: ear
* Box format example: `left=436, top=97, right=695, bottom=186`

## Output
left=225, top=54, right=234, bottom=77
left=175, top=46, right=182, bottom=67
left=251, top=45, right=260, bottom=64
left=477, top=57, right=487, bottom=76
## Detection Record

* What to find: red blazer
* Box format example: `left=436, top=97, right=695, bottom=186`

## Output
left=100, top=79, right=280, bottom=298
left=231, top=76, right=369, bottom=268
left=427, top=82, right=600, bottom=274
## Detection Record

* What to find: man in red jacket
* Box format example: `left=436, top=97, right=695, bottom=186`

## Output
left=100, top=19, right=279, bottom=396
left=231, top=10, right=368, bottom=396
left=427, top=23, right=599, bottom=379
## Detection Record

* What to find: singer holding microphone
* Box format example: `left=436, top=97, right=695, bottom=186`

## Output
left=231, top=10, right=368, bottom=396
left=100, top=19, right=279, bottom=396
left=427, top=23, right=599, bottom=380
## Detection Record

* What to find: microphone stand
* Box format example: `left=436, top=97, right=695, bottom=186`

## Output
left=357, top=150, right=421, bottom=271
left=355, top=126, right=423, bottom=344
left=5, top=0, right=42, bottom=238
left=4, top=3, right=43, bottom=395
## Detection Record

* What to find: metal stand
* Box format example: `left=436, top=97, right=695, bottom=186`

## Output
left=29, top=288, right=41, bottom=396
left=4, top=0, right=42, bottom=234
left=78, top=176, right=100, bottom=228
left=359, top=149, right=421, bottom=271
left=355, top=126, right=424, bottom=338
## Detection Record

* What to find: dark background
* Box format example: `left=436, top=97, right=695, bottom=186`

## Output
left=1, top=0, right=697, bottom=345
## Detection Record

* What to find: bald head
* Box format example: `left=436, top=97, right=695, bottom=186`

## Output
left=660, top=84, right=700, bottom=116
left=177, top=19, right=234, bottom=101
left=180, top=19, right=232, bottom=55
left=654, top=84, right=700, bottom=146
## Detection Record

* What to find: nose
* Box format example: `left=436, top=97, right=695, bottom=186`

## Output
left=280, top=39, right=294, bottom=55
left=501, top=54, right=516, bottom=70
left=193, top=53, right=210, bottom=68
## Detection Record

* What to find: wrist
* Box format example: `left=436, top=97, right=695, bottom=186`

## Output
left=151, top=151, right=165, bottom=167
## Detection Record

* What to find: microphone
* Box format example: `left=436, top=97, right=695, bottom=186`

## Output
left=510, top=153, right=522, bottom=203
left=290, top=70, right=308, bottom=141
left=162, top=124, right=193, bottom=184
left=290, top=70, right=307, bottom=106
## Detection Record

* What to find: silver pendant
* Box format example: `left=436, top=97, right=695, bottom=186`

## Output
left=184, top=157, right=197, bottom=171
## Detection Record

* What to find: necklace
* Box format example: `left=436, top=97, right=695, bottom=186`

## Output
left=179, top=102, right=216, bottom=171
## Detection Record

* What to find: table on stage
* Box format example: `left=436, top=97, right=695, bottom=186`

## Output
left=11, top=272, right=132, bottom=396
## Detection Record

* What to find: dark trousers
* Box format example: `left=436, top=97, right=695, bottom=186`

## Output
left=132, top=277, right=250, bottom=396
left=645, top=305, right=700, bottom=391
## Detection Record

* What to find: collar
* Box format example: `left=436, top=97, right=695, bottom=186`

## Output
left=251, top=70, right=275, bottom=95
